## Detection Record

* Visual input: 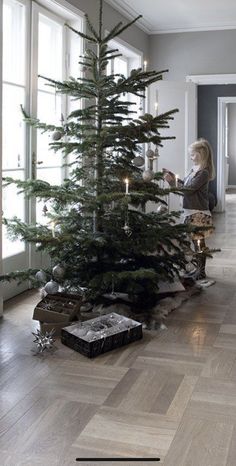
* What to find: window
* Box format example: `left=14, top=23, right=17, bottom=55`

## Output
left=107, top=37, right=143, bottom=117
left=2, top=0, right=27, bottom=257
left=2, top=0, right=84, bottom=257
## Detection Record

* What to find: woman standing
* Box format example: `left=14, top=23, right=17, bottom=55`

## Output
left=164, top=138, right=215, bottom=280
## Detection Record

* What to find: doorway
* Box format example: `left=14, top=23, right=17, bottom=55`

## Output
left=218, top=97, right=236, bottom=211
left=186, top=74, right=236, bottom=213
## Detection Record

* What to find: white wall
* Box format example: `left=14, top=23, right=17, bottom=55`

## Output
left=228, top=103, right=236, bottom=186
left=149, top=29, right=236, bottom=82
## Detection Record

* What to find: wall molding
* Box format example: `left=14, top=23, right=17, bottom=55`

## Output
left=186, top=74, right=236, bottom=85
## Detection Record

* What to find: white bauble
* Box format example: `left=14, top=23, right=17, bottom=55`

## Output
left=35, top=270, right=47, bottom=282
left=146, top=149, right=155, bottom=159
left=142, top=169, right=154, bottom=181
left=186, top=263, right=195, bottom=273
left=52, top=264, right=65, bottom=279
left=44, top=280, right=59, bottom=294
left=185, top=254, right=193, bottom=263
left=133, top=156, right=145, bottom=167
left=52, top=131, right=63, bottom=141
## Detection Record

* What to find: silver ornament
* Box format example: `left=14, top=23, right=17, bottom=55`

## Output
left=35, top=242, right=42, bottom=249
left=133, top=156, right=145, bottom=167
left=52, top=130, right=63, bottom=141
left=142, top=169, right=154, bottom=181
left=186, top=262, right=195, bottom=273
left=32, top=328, right=56, bottom=353
left=42, top=204, right=48, bottom=216
left=52, top=264, right=65, bottom=279
left=185, top=254, right=193, bottom=263
left=35, top=270, right=47, bottom=282
left=157, top=204, right=167, bottom=213
left=123, top=223, right=132, bottom=237
left=44, top=280, right=59, bottom=294
left=146, top=149, right=155, bottom=159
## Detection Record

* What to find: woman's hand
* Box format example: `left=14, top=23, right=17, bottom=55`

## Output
left=162, top=169, right=175, bottom=185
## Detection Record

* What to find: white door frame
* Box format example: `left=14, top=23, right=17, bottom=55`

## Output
left=217, top=97, right=236, bottom=211
left=186, top=73, right=236, bottom=212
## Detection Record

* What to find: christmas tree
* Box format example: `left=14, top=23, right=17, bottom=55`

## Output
left=1, top=0, right=193, bottom=308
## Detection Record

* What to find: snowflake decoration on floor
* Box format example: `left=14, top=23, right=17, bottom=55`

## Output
left=32, top=328, right=56, bottom=353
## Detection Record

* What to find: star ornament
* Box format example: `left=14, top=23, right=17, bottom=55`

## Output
left=32, top=328, right=56, bottom=353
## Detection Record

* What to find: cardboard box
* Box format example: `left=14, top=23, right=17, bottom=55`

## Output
left=33, top=293, right=82, bottom=323
left=61, top=313, right=143, bottom=358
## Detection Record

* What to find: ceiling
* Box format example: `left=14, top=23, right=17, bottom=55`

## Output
left=106, top=0, right=236, bottom=34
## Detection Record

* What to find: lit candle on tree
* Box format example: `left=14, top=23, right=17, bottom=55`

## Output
left=143, top=60, right=147, bottom=72
left=124, top=178, right=129, bottom=195
left=197, top=239, right=201, bottom=251
left=175, top=174, right=179, bottom=187
left=154, top=102, right=158, bottom=115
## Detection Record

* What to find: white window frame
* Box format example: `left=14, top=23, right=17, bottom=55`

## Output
left=0, top=0, right=85, bottom=300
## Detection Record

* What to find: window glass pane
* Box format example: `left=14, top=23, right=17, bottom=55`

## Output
left=3, top=0, right=26, bottom=85
left=2, top=84, right=26, bottom=170
left=114, top=57, right=128, bottom=78
left=2, top=170, right=25, bottom=258
left=69, top=23, right=83, bottom=78
left=38, top=13, right=63, bottom=90
left=36, top=168, right=62, bottom=224
left=37, top=90, right=63, bottom=167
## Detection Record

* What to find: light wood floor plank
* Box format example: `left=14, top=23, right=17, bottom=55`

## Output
left=1, top=192, right=236, bottom=464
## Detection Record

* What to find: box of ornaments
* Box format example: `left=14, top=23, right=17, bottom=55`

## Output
left=33, top=293, right=82, bottom=335
left=61, top=312, right=143, bottom=358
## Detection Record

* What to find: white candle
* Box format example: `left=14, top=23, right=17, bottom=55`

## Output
left=154, top=102, right=158, bottom=115
left=197, top=239, right=201, bottom=251
left=175, top=174, right=179, bottom=187
left=124, top=178, right=129, bottom=194
left=51, top=221, right=56, bottom=238
left=143, top=60, right=147, bottom=72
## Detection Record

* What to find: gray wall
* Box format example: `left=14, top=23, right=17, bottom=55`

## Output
left=66, top=0, right=149, bottom=58
left=149, top=30, right=236, bottom=81
left=228, top=103, right=236, bottom=186
left=198, top=85, right=236, bottom=199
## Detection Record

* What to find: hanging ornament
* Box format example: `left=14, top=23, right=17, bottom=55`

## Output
left=35, top=242, right=42, bottom=249
left=185, top=253, right=194, bottom=263
left=52, top=264, right=65, bottom=279
left=52, top=130, right=63, bottom=141
left=146, top=148, right=155, bottom=159
left=142, top=169, right=154, bottom=182
left=44, top=280, right=59, bottom=294
left=157, top=204, right=167, bottom=214
left=35, top=270, right=47, bottom=282
left=42, top=204, right=48, bottom=216
left=154, top=146, right=160, bottom=158
left=123, top=223, right=132, bottom=237
left=186, top=262, right=196, bottom=273
left=133, top=156, right=145, bottom=167
left=32, top=328, right=56, bottom=353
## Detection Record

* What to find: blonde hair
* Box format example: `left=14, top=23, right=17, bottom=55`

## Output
left=189, top=138, right=215, bottom=180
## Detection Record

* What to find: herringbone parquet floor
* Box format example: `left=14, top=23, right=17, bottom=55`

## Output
left=1, top=193, right=236, bottom=465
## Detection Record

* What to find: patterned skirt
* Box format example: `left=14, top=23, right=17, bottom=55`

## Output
left=184, top=212, right=214, bottom=240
